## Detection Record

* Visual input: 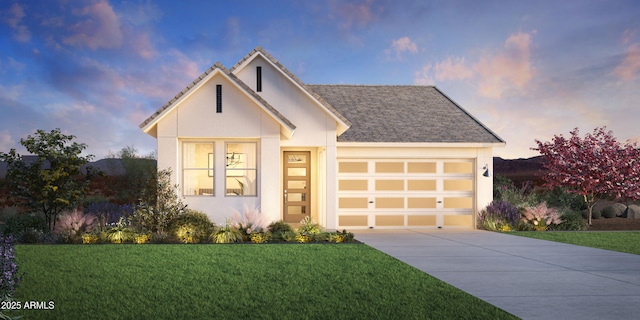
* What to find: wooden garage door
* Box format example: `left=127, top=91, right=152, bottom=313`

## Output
left=337, top=159, right=475, bottom=229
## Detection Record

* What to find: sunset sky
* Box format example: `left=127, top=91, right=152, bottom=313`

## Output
left=1, top=0, right=639, bottom=160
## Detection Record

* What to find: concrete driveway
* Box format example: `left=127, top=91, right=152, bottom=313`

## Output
left=354, top=229, right=640, bottom=320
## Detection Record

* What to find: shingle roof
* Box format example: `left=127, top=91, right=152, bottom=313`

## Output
left=306, top=85, right=504, bottom=143
left=139, top=62, right=295, bottom=133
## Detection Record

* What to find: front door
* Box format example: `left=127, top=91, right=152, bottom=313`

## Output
left=283, top=151, right=311, bottom=223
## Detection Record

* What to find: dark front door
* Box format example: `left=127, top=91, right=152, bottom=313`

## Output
left=283, top=151, right=311, bottom=223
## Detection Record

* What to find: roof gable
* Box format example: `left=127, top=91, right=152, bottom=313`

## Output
left=231, top=46, right=351, bottom=135
left=139, top=62, right=296, bottom=138
left=306, top=85, right=504, bottom=144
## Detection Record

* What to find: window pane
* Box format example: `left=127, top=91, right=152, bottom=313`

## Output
left=226, top=143, right=257, bottom=196
left=226, top=170, right=257, bottom=196
left=183, top=143, right=213, bottom=169
left=226, top=143, right=256, bottom=169
left=183, top=170, right=213, bottom=196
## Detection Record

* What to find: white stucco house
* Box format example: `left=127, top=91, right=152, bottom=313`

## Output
left=140, top=47, right=505, bottom=230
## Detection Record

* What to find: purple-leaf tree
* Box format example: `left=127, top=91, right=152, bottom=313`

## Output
left=616, top=143, right=640, bottom=208
left=532, top=127, right=640, bottom=225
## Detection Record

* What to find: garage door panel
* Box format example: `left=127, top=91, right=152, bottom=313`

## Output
left=375, top=197, right=404, bottom=209
left=375, top=215, right=404, bottom=226
left=444, top=179, right=474, bottom=191
left=339, top=180, right=368, bottom=191
left=375, top=180, right=404, bottom=191
left=407, top=162, right=436, bottom=173
left=375, top=162, right=404, bottom=173
left=444, top=197, right=473, bottom=209
left=408, top=180, right=436, bottom=191
left=408, top=197, right=437, bottom=208
left=339, top=197, right=368, bottom=209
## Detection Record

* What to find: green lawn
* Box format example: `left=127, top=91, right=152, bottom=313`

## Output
left=513, top=231, right=640, bottom=255
left=10, top=244, right=517, bottom=320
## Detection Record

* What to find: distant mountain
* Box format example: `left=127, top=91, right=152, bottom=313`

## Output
left=493, top=156, right=545, bottom=184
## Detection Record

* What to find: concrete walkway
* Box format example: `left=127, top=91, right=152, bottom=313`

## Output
left=354, top=229, right=640, bottom=320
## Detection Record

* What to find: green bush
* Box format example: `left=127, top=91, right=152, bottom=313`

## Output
left=167, top=209, right=215, bottom=243
left=583, top=207, right=602, bottom=220
left=601, top=206, right=617, bottom=219
left=548, top=209, right=587, bottom=231
left=267, top=220, right=293, bottom=233
left=1, top=213, right=48, bottom=237
left=267, top=220, right=294, bottom=242
left=541, top=187, right=587, bottom=212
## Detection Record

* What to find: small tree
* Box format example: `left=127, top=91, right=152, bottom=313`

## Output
left=0, top=129, right=93, bottom=231
left=533, top=127, right=639, bottom=225
left=132, top=168, right=186, bottom=235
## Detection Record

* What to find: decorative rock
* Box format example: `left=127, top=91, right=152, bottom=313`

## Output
left=627, top=205, right=640, bottom=219
left=613, top=203, right=627, bottom=217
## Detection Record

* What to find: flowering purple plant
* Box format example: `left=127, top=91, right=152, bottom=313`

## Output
left=0, top=236, right=21, bottom=299
left=477, top=200, right=520, bottom=231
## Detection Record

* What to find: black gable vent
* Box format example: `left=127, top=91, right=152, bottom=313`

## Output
left=256, top=66, right=262, bottom=92
left=216, top=84, right=222, bottom=113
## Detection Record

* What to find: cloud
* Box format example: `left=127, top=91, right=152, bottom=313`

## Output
left=612, top=43, right=640, bottom=81
left=3, top=3, right=31, bottom=42
left=415, top=31, right=536, bottom=99
left=63, top=0, right=123, bottom=50
left=413, top=64, right=434, bottom=85
left=328, top=0, right=382, bottom=30
left=130, top=33, right=157, bottom=59
left=474, top=31, right=535, bottom=98
left=385, top=37, right=417, bottom=60
left=434, top=57, right=473, bottom=81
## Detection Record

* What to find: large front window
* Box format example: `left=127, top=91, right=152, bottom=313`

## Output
left=226, top=142, right=257, bottom=196
left=183, top=142, right=214, bottom=196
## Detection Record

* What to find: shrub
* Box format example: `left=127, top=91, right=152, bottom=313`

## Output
left=268, top=220, right=294, bottom=242
left=328, top=230, right=355, bottom=243
left=601, top=205, right=618, bottom=219
left=54, top=209, right=97, bottom=243
left=131, top=168, right=187, bottom=235
left=212, top=220, right=243, bottom=243
left=250, top=232, right=271, bottom=244
left=106, top=217, right=134, bottom=243
left=493, top=176, right=538, bottom=209
left=297, top=216, right=322, bottom=235
left=231, top=205, right=270, bottom=239
left=477, top=200, right=520, bottom=231
left=16, top=228, right=49, bottom=244
left=541, top=187, right=587, bottom=212
left=267, top=220, right=293, bottom=233
left=1, top=213, right=48, bottom=237
left=522, top=202, right=562, bottom=231
left=133, top=233, right=151, bottom=244
left=167, top=209, right=215, bottom=243
left=82, top=233, right=99, bottom=244
left=279, top=231, right=297, bottom=242
left=547, top=208, right=587, bottom=231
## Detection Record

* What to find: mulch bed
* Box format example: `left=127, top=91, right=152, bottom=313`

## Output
left=588, top=217, right=640, bottom=231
